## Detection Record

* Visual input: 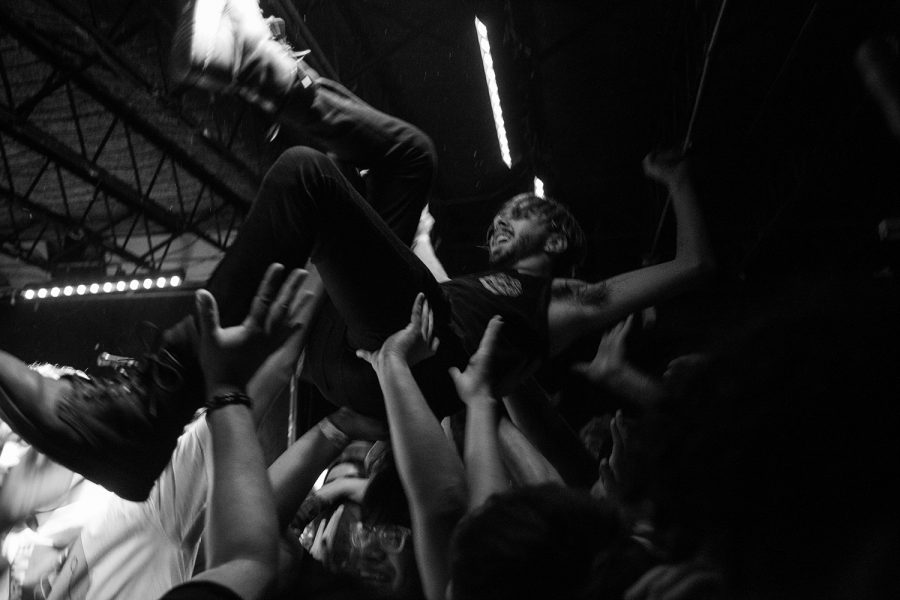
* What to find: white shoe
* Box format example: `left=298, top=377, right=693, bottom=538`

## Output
left=170, top=0, right=311, bottom=112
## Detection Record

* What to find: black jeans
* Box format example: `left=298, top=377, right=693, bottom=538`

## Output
left=206, top=78, right=461, bottom=416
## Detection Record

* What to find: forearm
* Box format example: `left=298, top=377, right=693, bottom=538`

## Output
left=376, top=356, right=466, bottom=511
left=503, top=379, right=599, bottom=488
left=248, top=263, right=326, bottom=427
left=463, top=397, right=507, bottom=510
left=497, top=417, right=564, bottom=486
left=668, top=173, right=714, bottom=272
left=375, top=355, right=466, bottom=600
left=267, top=421, right=346, bottom=530
left=204, top=386, right=278, bottom=570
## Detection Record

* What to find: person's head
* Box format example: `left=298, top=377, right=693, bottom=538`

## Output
left=353, top=451, right=421, bottom=598
left=324, top=455, right=366, bottom=486
left=487, top=193, right=585, bottom=275
left=305, top=450, right=422, bottom=599
left=448, top=484, right=653, bottom=600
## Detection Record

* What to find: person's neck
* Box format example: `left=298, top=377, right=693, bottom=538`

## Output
left=510, top=254, right=553, bottom=278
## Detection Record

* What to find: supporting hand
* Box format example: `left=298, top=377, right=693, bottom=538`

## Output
left=449, top=315, right=504, bottom=406
left=572, top=314, right=634, bottom=384
left=356, top=293, right=440, bottom=369
left=195, top=263, right=314, bottom=389
left=642, top=150, right=691, bottom=186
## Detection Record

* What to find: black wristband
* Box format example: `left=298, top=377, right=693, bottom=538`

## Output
left=206, top=391, right=253, bottom=411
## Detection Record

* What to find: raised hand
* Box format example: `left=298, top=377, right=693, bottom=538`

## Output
left=356, top=292, right=440, bottom=369
left=195, top=263, right=313, bottom=388
left=448, top=315, right=503, bottom=405
left=642, top=149, right=690, bottom=186
left=572, top=314, right=634, bottom=384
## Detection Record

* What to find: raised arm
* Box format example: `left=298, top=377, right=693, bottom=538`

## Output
left=183, top=264, right=306, bottom=600
left=549, top=151, right=715, bottom=355
left=268, top=407, right=385, bottom=530
left=451, top=316, right=511, bottom=510
left=357, top=294, right=467, bottom=600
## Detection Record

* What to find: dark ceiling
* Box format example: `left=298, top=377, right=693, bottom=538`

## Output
left=2, top=0, right=900, bottom=333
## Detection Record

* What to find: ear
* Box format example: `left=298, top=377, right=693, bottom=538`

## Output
left=544, top=233, right=568, bottom=256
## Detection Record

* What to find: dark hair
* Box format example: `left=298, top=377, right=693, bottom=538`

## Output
left=489, top=193, right=586, bottom=274
left=449, top=484, right=653, bottom=600
left=645, top=276, right=900, bottom=594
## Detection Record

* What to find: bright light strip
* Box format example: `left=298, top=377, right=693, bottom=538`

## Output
left=534, top=177, right=545, bottom=198
left=475, top=18, right=511, bottom=167
left=18, top=272, right=187, bottom=301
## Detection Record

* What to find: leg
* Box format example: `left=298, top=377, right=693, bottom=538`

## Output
left=287, top=76, right=437, bottom=246
left=207, top=147, right=445, bottom=349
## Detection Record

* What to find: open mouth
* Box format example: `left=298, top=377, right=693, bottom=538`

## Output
left=359, top=569, right=394, bottom=585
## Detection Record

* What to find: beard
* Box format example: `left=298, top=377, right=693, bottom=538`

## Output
left=488, top=231, right=546, bottom=267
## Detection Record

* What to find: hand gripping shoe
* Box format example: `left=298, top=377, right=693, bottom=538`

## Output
left=0, top=321, right=203, bottom=501
left=170, top=0, right=315, bottom=113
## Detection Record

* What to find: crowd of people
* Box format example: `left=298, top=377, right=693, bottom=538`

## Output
left=2, top=1, right=899, bottom=598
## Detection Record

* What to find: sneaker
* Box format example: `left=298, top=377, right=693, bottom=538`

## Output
left=0, top=321, right=203, bottom=501
left=170, top=0, right=314, bottom=112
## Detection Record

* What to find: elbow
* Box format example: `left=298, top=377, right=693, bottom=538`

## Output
left=677, top=250, right=717, bottom=285
left=695, top=252, right=717, bottom=280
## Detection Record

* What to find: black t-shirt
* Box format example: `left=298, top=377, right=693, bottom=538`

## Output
left=441, top=269, right=552, bottom=372
left=159, top=580, right=243, bottom=600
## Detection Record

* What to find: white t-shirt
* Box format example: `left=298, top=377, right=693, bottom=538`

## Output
left=2, top=418, right=211, bottom=600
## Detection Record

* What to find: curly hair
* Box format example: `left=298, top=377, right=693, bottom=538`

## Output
left=488, top=193, right=587, bottom=275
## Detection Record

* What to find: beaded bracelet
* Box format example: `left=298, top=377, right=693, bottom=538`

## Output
left=206, top=391, right=253, bottom=411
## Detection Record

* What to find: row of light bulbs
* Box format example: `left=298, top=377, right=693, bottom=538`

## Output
left=20, top=275, right=183, bottom=300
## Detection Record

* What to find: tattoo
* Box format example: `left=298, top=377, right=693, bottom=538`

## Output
left=552, top=278, right=608, bottom=305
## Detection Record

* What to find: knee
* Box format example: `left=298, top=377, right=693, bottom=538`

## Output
left=271, top=146, right=338, bottom=177
left=398, top=126, right=438, bottom=179
left=385, top=123, right=437, bottom=186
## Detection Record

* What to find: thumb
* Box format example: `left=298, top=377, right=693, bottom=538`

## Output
left=448, top=366, right=462, bottom=384
left=195, top=290, right=220, bottom=337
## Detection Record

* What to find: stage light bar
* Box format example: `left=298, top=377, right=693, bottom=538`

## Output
left=18, top=272, right=185, bottom=301
left=475, top=18, right=511, bottom=167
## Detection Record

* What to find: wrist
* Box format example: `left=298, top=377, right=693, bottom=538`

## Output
left=318, top=417, right=350, bottom=449
left=206, top=382, right=245, bottom=398
left=466, top=393, right=499, bottom=411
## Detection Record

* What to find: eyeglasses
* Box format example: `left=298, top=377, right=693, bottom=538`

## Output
left=350, top=522, right=411, bottom=554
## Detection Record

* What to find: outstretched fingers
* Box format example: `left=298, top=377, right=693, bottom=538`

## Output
left=195, top=289, right=220, bottom=339
left=245, top=263, right=287, bottom=329
left=264, top=268, right=309, bottom=334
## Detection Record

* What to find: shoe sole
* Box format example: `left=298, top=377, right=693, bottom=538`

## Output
left=0, top=371, right=153, bottom=501
left=170, top=0, right=230, bottom=92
